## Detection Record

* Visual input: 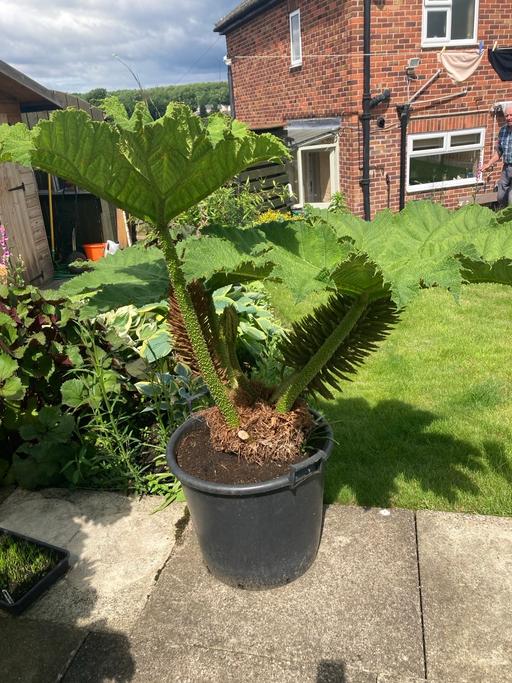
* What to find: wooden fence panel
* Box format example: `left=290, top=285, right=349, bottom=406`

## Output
left=238, top=162, right=290, bottom=209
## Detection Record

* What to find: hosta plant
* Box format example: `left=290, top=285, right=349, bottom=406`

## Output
left=1, top=103, right=512, bottom=465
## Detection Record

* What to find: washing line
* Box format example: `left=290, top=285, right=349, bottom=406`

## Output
left=230, top=49, right=486, bottom=59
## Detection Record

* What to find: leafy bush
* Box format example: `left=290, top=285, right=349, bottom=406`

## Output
left=171, top=179, right=291, bottom=231
left=0, top=281, right=195, bottom=500
left=0, top=284, right=85, bottom=475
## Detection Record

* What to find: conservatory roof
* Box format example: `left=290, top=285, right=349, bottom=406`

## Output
left=285, top=118, right=342, bottom=147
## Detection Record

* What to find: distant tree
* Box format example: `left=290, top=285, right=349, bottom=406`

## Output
left=77, top=82, right=229, bottom=119
left=82, top=88, right=107, bottom=106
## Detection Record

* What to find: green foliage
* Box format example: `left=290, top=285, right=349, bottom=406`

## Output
left=278, top=294, right=399, bottom=400
left=81, top=87, right=107, bottom=107
left=63, top=323, right=208, bottom=505
left=12, top=407, right=84, bottom=489
left=0, top=285, right=85, bottom=471
left=0, top=101, right=288, bottom=428
left=80, top=82, right=229, bottom=119
left=59, top=244, right=168, bottom=317
left=0, top=103, right=287, bottom=227
left=328, top=191, right=350, bottom=214
left=212, top=284, right=285, bottom=378
left=181, top=200, right=512, bottom=409
left=3, top=96, right=511, bottom=435
left=172, top=180, right=291, bottom=230
left=55, top=198, right=512, bottom=417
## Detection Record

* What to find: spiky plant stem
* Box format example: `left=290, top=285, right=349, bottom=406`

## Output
left=273, top=293, right=369, bottom=413
left=220, top=305, right=259, bottom=399
left=157, top=227, right=240, bottom=428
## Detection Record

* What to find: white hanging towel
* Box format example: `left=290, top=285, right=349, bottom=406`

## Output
left=437, top=49, right=484, bottom=84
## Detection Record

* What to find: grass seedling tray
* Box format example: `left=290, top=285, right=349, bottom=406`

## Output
left=0, top=527, right=69, bottom=616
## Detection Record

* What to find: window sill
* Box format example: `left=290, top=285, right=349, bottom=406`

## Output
left=421, top=40, right=479, bottom=49
left=290, top=63, right=302, bottom=72
left=407, top=178, right=482, bottom=193
left=292, top=201, right=331, bottom=208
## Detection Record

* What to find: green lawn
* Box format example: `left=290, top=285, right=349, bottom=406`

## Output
left=319, top=283, right=512, bottom=516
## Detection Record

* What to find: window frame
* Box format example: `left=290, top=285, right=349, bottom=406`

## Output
left=422, top=0, right=479, bottom=47
left=289, top=9, right=302, bottom=67
left=295, top=140, right=339, bottom=208
left=406, top=128, right=485, bottom=193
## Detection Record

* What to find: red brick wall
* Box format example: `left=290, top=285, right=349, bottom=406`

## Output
left=225, top=0, right=512, bottom=217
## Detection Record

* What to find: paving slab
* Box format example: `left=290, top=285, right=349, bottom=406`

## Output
left=63, top=636, right=381, bottom=683
left=0, top=618, right=87, bottom=683
left=0, top=488, right=186, bottom=633
left=417, top=510, right=512, bottom=683
left=0, top=485, right=14, bottom=506
left=95, top=505, right=424, bottom=681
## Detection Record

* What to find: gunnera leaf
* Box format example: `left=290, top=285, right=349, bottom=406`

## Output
left=279, top=293, right=400, bottom=400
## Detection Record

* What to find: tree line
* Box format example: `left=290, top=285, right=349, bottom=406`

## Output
left=78, top=82, right=229, bottom=118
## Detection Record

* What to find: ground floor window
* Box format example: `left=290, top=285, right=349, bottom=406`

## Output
left=407, top=128, right=485, bottom=192
left=294, top=139, right=339, bottom=207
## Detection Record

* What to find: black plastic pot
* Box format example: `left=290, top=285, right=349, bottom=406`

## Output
left=166, top=412, right=333, bottom=589
left=0, top=527, right=70, bottom=616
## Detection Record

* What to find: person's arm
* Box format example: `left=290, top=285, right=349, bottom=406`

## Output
left=482, top=134, right=503, bottom=172
left=482, top=150, right=501, bottom=172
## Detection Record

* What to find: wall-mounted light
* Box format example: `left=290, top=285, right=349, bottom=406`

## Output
left=406, top=57, right=420, bottom=79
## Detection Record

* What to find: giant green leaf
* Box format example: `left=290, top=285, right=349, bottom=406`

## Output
left=181, top=225, right=273, bottom=289
left=59, top=244, right=169, bottom=316
left=0, top=104, right=288, bottom=226
left=313, top=201, right=512, bottom=307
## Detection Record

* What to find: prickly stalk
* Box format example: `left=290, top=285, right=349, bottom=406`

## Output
left=158, top=228, right=240, bottom=428
left=274, top=294, right=369, bottom=413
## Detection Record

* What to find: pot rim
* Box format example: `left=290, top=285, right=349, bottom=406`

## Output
left=166, top=409, right=334, bottom=496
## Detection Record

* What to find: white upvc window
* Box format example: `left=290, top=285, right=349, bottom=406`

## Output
left=289, top=10, right=302, bottom=67
left=422, top=0, right=478, bottom=46
left=295, top=140, right=339, bottom=207
left=407, top=128, right=485, bottom=192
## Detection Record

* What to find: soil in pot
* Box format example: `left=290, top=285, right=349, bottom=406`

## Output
left=176, top=419, right=308, bottom=485
left=0, top=530, right=61, bottom=603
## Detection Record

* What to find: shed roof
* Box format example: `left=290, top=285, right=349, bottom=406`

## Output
left=214, top=0, right=282, bottom=34
left=0, top=60, right=103, bottom=119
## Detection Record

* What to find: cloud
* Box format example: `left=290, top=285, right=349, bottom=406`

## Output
left=0, top=0, right=235, bottom=92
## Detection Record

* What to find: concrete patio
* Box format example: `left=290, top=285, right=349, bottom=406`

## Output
left=0, top=488, right=510, bottom=682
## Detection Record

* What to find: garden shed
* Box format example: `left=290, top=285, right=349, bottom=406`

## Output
left=0, top=60, right=116, bottom=285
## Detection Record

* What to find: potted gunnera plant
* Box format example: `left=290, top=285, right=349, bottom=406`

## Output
left=2, top=101, right=511, bottom=588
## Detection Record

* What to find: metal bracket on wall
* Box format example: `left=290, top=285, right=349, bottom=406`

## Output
left=8, top=182, right=26, bottom=193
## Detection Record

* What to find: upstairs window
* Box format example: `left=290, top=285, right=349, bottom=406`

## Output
left=407, top=129, right=484, bottom=192
left=422, top=0, right=478, bottom=46
left=289, top=10, right=302, bottom=67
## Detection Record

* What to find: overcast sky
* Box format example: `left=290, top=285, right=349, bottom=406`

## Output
left=0, top=0, right=236, bottom=93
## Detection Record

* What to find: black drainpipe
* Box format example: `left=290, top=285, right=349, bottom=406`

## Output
left=397, top=104, right=411, bottom=210
left=361, top=0, right=372, bottom=221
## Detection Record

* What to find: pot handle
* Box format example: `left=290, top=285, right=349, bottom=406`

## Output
left=288, top=450, right=326, bottom=488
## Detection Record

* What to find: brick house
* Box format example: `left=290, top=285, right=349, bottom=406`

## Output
left=215, top=0, right=512, bottom=218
